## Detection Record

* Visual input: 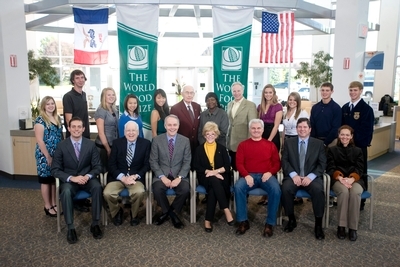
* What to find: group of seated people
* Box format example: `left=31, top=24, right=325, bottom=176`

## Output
left=51, top=115, right=365, bottom=245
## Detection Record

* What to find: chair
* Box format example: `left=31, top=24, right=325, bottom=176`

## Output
left=101, top=171, right=152, bottom=225
left=55, top=174, right=105, bottom=233
left=147, top=172, right=191, bottom=224
left=326, top=174, right=374, bottom=230
left=233, top=170, right=281, bottom=225
left=278, top=172, right=329, bottom=228
left=190, top=170, right=234, bottom=223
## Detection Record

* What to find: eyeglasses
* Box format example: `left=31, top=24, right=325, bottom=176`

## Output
left=184, top=91, right=195, bottom=95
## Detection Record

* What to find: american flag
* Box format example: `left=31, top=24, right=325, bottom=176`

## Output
left=260, top=11, right=294, bottom=63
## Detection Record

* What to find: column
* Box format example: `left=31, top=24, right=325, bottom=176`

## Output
left=332, top=0, right=370, bottom=106
left=373, top=0, right=400, bottom=99
left=0, top=0, right=31, bottom=174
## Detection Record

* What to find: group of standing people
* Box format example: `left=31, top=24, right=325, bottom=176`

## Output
left=34, top=69, right=374, bottom=244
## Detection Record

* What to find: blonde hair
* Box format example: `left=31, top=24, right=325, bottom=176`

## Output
left=39, top=96, right=61, bottom=127
left=259, top=84, right=278, bottom=116
left=100, top=87, right=117, bottom=111
left=202, top=121, right=220, bottom=138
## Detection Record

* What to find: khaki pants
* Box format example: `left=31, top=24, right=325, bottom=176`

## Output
left=103, top=181, right=145, bottom=218
left=332, top=181, right=363, bottom=230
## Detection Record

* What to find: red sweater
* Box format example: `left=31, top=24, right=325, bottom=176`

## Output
left=236, top=138, right=281, bottom=177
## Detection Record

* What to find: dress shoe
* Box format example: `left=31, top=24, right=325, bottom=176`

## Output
left=170, top=212, right=184, bottom=229
left=154, top=213, right=169, bottom=226
left=314, top=225, right=325, bottom=240
left=337, top=226, right=346, bottom=240
left=235, top=220, right=250, bottom=235
left=67, top=229, right=78, bottom=244
left=113, top=208, right=123, bottom=226
left=349, top=229, right=357, bottom=241
left=201, top=196, right=208, bottom=204
left=44, top=207, right=57, bottom=217
left=227, top=220, right=235, bottom=226
left=263, top=224, right=273, bottom=237
left=204, top=225, right=213, bottom=233
left=130, top=217, right=140, bottom=226
left=284, top=220, right=297, bottom=232
left=90, top=225, right=103, bottom=239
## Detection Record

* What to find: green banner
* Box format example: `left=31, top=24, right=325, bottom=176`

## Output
left=213, top=7, right=253, bottom=110
left=117, top=5, right=158, bottom=137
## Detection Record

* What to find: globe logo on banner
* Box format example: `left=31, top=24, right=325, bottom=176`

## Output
left=127, top=45, right=148, bottom=70
left=221, top=46, right=242, bottom=71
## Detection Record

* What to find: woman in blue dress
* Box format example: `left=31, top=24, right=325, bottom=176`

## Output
left=118, top=94, right=144, bottom=138
left=34, top=96, right=63, bottom=217
left=150, top=89, right=169, bottom=137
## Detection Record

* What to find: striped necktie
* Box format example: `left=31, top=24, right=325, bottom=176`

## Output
left=126, top=143, right=134, bottom=166
left=187, top=105, right=195, bottom=123
left=74, top=142, right=80, bottom=160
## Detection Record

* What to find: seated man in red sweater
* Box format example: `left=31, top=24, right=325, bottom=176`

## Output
left=234, top=119, right=281, bottom=237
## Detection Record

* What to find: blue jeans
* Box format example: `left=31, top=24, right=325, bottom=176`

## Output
left=234, top=173, right=281, bottom=225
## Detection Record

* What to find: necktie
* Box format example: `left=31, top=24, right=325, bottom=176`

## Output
left=74, top=142, right=80, bottom=161
left=299, top=140, right=306, bottom=177
left=168, top=138, right=174, bottom=160
left=350, top=103, right=354, bottom=111
left=187, top=105, right=195, bottom=123
left=168, top=138, right=174, bottom=178
left=126, top=143, right=134, bottom=166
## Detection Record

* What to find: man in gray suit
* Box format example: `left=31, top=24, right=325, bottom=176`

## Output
left=227, top=82, right=257, bottom=170
left=281, top=117, right=327, bottom=240
left=149, top=114, right=191, bottom=229
left=51, top=117, right=103, bottom=244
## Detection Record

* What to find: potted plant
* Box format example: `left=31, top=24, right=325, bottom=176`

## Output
left=294, top=50, right=333, bottom=102
left=173, top=78, right=185, bottom=102
left=28, top=50, right=60, bottom=119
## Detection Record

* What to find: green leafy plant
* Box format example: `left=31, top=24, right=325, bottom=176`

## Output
left=28, top=50, right=60, bottom=88
left=31, top=96, right=40, bottom=119
left=294, top=50, right=333, bottom=90
left=173, top=79, right=186, bottom=96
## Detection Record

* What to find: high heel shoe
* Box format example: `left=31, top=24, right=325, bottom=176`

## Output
left=51, top=205, right=62, bottom=215
left=44, top=207, right=57, bottom=217
left=227, top=220, right=235, bottom=226
left=204, top=225, right=213, bottom=233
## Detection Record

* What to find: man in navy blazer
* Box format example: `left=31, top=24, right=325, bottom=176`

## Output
left=149, top=115, right=191, bottom=229
left=104, top=121, right=151, bottom=226
left=281, top=118, right=327, bottom=240
left=170, top=85, right=201, bottom=155
left=51, top=117, right=103, bottom=244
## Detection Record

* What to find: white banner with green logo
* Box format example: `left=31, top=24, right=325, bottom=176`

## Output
left=213, top=7, right=254, bottom=110
left=116, top=5, right=158, bottom=137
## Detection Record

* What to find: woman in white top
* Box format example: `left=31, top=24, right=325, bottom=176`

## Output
left=282, top=92, right=309, bottom=141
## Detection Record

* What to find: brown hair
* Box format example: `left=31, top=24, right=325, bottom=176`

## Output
left=348, top=81, right=363, bottom=90
left=259, top=84, right=278, bottom=117
left=287, top=92, right=302, bottom=119
left=336, top=125, right=355, bottom=146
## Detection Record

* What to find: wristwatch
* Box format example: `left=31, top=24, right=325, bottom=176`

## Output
left=176, top=175, right=183, bottom=179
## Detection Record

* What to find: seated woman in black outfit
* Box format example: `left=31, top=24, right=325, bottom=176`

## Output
left=327, top=125, right=365, bottom=241
left=194, top=122, right=234, bottom=232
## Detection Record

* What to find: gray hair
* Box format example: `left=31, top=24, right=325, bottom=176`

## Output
left=248, top=119, right=264, bottom=129
left=124, top=120, right=139, bottom=131
left=164, top=114, right=180, bottom=127
left=231, top=82, right=244, bottom=91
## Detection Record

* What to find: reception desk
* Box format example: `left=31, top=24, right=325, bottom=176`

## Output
left=367, top=122, right=393, bottom=160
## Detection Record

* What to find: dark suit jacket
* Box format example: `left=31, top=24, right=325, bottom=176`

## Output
left=170, top=100, right=201, bottom=151
left=51, top=137, right=102, bottom=183
left=281, top=136, right=326, bottom=180
left=341, top=99, right=374, bottom=148
left=149, top=133, right=191, bottom=179
left=193, top=142, right=231, bottom=183
left=107, top=136, right=151, bottom=184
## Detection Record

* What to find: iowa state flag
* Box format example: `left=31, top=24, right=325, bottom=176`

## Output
left=73, top=7, right=109, bottom=65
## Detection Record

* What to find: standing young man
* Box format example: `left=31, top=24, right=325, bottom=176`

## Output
left=63, top=69, right=90, bottom=139
left=341, top=81, right=374, bottom=210
left=310, top=82, right=342, bottom=147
